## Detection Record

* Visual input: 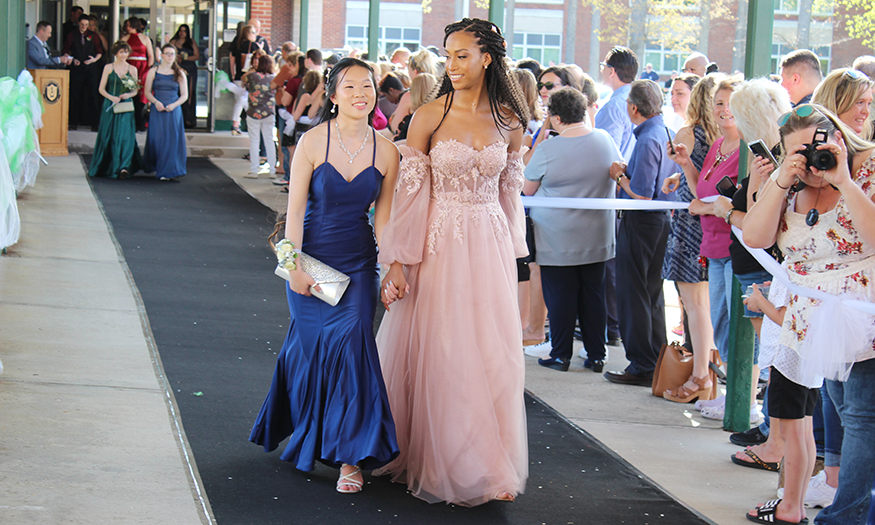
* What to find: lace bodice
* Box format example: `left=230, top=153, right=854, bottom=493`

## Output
left=380, top=141, right=527, bottom=264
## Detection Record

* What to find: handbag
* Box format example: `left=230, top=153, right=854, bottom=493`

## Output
left=112, top=100, right=134, bottom=113
left=274, top=252, right=350, bottom=306
left=652, top=343, right=722, bottom=400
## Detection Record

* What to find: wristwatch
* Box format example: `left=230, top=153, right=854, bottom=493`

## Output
left=614, top=173, right=626, bottom=183
left=724, top=208, right=735, bottom=224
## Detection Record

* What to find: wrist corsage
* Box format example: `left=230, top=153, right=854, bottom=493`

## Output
left=275, top=239, right=300, bottom=271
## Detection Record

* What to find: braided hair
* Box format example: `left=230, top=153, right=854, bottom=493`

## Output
left=431, top=18, right=530, bottom=147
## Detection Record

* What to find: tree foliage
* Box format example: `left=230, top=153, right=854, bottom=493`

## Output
left=835, top=0, right=875, bottom=49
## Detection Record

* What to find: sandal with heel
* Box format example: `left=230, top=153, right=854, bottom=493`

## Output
left=336, top=464, right=363, bottom=494
left=664, top=375, right=713, bottom=403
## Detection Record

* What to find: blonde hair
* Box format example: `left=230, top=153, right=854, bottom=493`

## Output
left=378, top=62, right=393, bottom=78
left=812, top=68, right=875, bottom=140
left=686, top=73, right=722, bottom=144
left=394, top=69, right=411, bottom=89
left=409, top=73, right=438, bottom=113
left=731, top=78, right=792, bottom=150
left=778, top=103, right=875, bottom=162
left=408, top=49, right=438, bottom=76
left=512, top=68, right=544, bottom=121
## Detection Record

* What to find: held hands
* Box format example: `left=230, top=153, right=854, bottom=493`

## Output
left=662, top=173, right=681, bottom=194
left=742, top=282, right=770, bottom=313
left=154, top=101, right=166, bottom=112
left=381, top=263, right=409, bottom=310
left=288, top=267, right=320, bottom=296
left=667, top=142, right=690, bottom=168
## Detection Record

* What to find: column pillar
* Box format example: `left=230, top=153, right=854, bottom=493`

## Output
left=1, top=0, right=26, bottom=77
left=368, top=0, right=379, bottom=60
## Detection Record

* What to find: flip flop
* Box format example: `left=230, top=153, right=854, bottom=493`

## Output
left=731, top=448, right=780, bottom=472
left=745, top=498, right=809, bottom=524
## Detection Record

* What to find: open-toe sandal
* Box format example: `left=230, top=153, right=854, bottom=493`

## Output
left=336, top=464, right=363, bottom=494
left=732, top=449, right=780, bottom=472
left=745, top=498, right=809, bottom=524
left=664, top=375, right=713, bottom=403
left=494, top=491, right=515, bottom=502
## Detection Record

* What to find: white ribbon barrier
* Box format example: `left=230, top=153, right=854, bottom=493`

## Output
left=730, top=225, right=875, bottom=383
left=521, top=196, right=690, bottom=211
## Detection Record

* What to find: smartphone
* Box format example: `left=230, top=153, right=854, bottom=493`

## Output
left=547, top=129, right=560, bottom=138
left=748, top=139, right=779, bottom=167
left=716, top=175, right=737, bottom=198
left=665, top=126, right=675, bottom=154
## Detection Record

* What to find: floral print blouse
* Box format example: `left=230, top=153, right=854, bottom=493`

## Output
left=243, top=72, right=276, bottom=119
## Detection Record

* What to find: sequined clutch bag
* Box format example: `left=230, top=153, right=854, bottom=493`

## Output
left=274, top=252, right=350, bottom=306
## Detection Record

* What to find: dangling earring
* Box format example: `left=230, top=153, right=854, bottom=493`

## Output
left=331, top=104, right=336, bottom=114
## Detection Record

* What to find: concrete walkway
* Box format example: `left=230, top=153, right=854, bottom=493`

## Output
left=0, top=155, right=820, bottom=524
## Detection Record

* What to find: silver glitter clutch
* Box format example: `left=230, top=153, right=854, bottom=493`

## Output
left=274, top=252, right=350, bottom=306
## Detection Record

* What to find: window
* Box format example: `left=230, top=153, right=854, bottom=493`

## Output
left=345, top=25, right=420, bottom=55
left=644, top=42, right=687, bottom=75
left=774, top=0, right=798, bottom=13
left=771, top=43, right=831, bottom=75
left=511, top=32, right=561, bottom=65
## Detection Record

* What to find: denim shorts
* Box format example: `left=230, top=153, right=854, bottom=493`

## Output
left=735, top=269, right=772, bottom=318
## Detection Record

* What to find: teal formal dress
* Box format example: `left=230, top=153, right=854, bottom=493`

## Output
left=89, top=71, right=143, bottom=179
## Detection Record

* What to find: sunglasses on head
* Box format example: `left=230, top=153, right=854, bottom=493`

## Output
left=538, top=81, right=558, bottom=90
left=843, top=68, right=868, bottom=81
left=778, top=104, right=824, bottom=127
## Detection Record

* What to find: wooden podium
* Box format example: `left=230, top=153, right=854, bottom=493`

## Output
left=29, top=68, right=69, bottom=156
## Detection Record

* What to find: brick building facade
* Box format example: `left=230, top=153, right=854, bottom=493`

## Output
left=254, top=0, right=873, bottom=78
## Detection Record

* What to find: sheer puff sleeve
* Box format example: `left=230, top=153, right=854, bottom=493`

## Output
left=500, top=147, right=529, bottom=259
left=378, top=145, right=432, bottom=266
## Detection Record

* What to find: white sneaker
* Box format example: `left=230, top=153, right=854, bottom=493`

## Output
left=244, top=172, right=258, bottom=179
left=805, top=471, right=837, bottom=508
left=751, top=403, right=765, bottom=426
left=695, top=394, right=725, bottom=412
left=524, top=341, right=552, bottom=358
left=700, top=404, right=725, bottom=420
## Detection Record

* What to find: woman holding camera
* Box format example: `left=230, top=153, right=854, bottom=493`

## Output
left=743, top=104, right=875, bottom=525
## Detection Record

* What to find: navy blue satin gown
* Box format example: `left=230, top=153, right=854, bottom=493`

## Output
left=143, top=72, right=187, bottom=179
left=250, top=126, right=399, bottom=472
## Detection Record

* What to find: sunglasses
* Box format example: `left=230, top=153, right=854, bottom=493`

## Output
left=599, top=61, right=613, bottom=71
left=778, top=104, right=825, bottom=127
left=537, top=81, right=559, bottom=90
left=843, top=68, right=869, bottom=81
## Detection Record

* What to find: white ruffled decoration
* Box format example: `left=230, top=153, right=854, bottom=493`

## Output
left=798, top=292, right=875, bottom=383
left=0, top=129, right=21, bottom=249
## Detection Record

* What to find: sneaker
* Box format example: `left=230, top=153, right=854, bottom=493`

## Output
left=751, top=403, right=765, bottom=426
left=524, top=341, right=552, bottom=358
left=695, top=394, right=725, bottom=412
left=272, top=178, right=290, bottom=186
left=700, top=404, right=725, bottom=420
left=244, top=172, right=258, bottom=179
left=777, top=471, right=836, bottom=508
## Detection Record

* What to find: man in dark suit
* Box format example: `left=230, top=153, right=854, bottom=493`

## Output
left=62, top=6, right=84, bottom=47
left=28, top=21, right=73, bottom=69
left=63, top=16, right=104, bottom=130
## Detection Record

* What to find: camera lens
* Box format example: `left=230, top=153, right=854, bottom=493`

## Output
left=811, top=150, right=837, bottom=171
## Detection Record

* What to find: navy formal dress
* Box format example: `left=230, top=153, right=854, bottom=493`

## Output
left=144, top=73, right=187, bottom=179
left=250, top=126, right=399, bottom=472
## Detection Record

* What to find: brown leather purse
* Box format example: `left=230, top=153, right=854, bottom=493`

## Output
left=652, top=343, right=721, bottom=400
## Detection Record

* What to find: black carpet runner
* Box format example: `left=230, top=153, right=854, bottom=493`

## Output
left=87, top=158, right=711, bottom=525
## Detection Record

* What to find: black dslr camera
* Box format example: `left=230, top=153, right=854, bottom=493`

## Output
left=801, top=128, right=837, bottom=171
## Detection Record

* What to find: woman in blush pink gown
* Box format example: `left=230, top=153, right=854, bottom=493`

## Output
left=374, top=18, right=531, bottom=506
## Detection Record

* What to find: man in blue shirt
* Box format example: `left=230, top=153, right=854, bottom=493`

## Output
left=604, top=79, right=679, bottom=386
left=27, top=21, right=72, bottom=69
left=596, top=46, right=638, bottom=348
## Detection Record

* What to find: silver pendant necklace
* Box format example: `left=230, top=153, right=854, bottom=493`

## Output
left=335, top=120, right=369, bottom=164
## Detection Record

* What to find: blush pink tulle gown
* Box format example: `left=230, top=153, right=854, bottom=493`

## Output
left=374, top=140, right=529, bottom=506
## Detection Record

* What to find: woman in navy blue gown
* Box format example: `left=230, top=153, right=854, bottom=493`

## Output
left=250, top=58, right=402, bottom=494
left=143, top=44, right=187, bottom=180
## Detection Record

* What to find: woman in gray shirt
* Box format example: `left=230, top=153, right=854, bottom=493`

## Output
left=523, top=87, right=621, bottom=372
